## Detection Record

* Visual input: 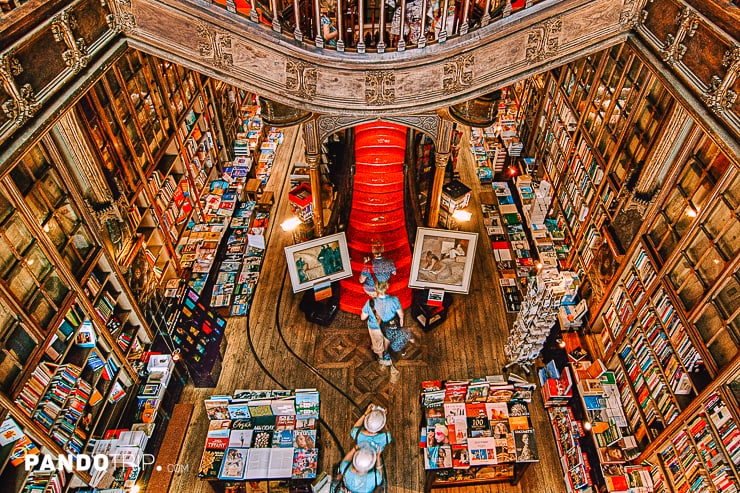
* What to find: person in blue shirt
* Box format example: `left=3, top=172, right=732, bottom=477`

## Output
left=350, top=405, right=392, bottom=453
left=361, top=281, right=403, bottom=366
left=358, top=240, right=396, bottom=297
left=332, top=445, right=383, bottom=493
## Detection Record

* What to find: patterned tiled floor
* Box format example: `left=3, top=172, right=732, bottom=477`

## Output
left=314, top=326, right=426, bottom=409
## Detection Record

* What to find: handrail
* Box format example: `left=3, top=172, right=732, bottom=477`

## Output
left=188, top=0, right=554, bottom=54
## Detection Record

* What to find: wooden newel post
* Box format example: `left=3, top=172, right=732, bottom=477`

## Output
left=428, top=151, right=449, bottom=228
left=306, top=154, right=324, bottom=236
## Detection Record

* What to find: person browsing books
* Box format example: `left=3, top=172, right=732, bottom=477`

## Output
left=350, top=405, right=391, bottom=453
left=332, top=444, right=383, bottom=493
left=360, top=281, right=403, bottom=366
left=358, top=240, right=396, bottom=297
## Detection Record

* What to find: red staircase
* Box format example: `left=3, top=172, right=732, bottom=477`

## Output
left=339, top=122, right=413, bottom=314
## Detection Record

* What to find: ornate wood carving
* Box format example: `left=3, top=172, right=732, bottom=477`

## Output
left=51, top=10, right=91, bottom=74
left=442, top=54, right=474, bottom=94
left=196, top=22, right=234, bottom=70
left=365, top=71, right=396, bottom=105
left=660, top=7, right=699, bottom=66
left=105, top=0, right=136, bottom=33
left=302, top=118, right=319, bottom=155
left=703, top=46, right=740, bottom=115
left=619, top=0, right=648, bottom=29
left=525, top=16, right=562, bottom=64
left=0, top=50, right=41, bottom=127
left=286, top=60, right=317, bottom=100
left=315, top=114, right=440, bottom=144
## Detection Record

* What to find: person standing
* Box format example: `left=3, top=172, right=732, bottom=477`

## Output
left=320, top=8, right=339, bottom=46
left=331, top=445, right=383, bottom=493
left=358, top=240, right=396, bottom=297
left=361, top=281, right=403, bottom=366
left=350, top=405, right=392, bottom=453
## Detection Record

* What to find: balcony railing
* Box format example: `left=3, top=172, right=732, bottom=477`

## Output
left=205, top=0, right=552, bottom=53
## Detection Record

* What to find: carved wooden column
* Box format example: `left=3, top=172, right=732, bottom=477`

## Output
left=398, top=0, right=408, bottom=51
left=336, top=0, right=345, bottom=51
left=293, top=0, right=304, bottom=40
left=315, top=0, right=325, bottom=47
left=271, top=0, right=281, bottom=32
left=302, top=119, right=324, bottom=236
left=357, top=0, right=366, bottom=53
left=418, top=0, right=428, bottom=48
left=439, top=0, right=450, bottom=42
left=377, top=0, right=387, bottom=52
left=625, top=104, right=692, bottom=216
left=428, top=118, right=454, bottom=227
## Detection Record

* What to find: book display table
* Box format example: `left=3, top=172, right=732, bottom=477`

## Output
left=419, top=377, right=538, bottom=491
left=199, top=389, right=320, bottom=483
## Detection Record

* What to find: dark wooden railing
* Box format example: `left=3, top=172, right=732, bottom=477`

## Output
left=205, top=0, right=550, bottom=53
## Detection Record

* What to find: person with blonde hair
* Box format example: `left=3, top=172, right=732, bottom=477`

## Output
left=360, top=280, right=403, bottom=366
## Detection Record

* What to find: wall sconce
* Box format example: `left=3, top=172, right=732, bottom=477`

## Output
left=685, top=205, right=698, bottom=218
left=280, top=216, right=302, bottom=232
left=452, top=209, right=473, bottom=222
left=557, top=338, right=566, bottom=348
left=582, top=421, right=592, bottom=432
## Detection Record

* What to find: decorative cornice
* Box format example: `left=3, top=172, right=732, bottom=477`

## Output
left=0, top=50, right=41, bottom=127
left=442, top=54, right=474, bottom=94
left=660, top=7, right=699, bottom=66
left=51, top=10, right=91, bottom=74
left=365, top=71, right=396, bottom=106
left=286, top=59, right=317, bottom=100
left=525, top=16, right=562, bottom=64
left=702, top=46, right=740, bottom=115
left=196, top=22, right=234, bottom=70
left=105, top=0, right=136, bottom=33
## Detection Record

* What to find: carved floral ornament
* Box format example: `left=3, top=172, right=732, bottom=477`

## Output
left=102, top=0, right=136, bottom=33
left=365, top=71, right=396, bottom=106
left=525, top=16, right=562, bottom=64
left=443, top=54, right=474, bottom=94
left=0, top=50, right=42, bottom=127
left=286, top=60, right=317, bottom=100
left=660, top=7, right=699, bottom=66
left=196, top=22, right=234, bottom=70
left=703, top=46, right=740, bottom=114
left=618, top=0, right=649, bottom=29
left=51, top=10, right=91, bottom=74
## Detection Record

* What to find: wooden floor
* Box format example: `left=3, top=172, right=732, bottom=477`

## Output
left=167, top=126, right=568, bottom=493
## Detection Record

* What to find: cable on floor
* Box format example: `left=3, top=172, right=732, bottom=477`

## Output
left=244, top=266, right=348, bottom=459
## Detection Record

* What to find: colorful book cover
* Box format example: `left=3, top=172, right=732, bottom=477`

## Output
left=199, top=449, right=225, bottom=479
left=514, top=429, right=539, bottom=462
left=219, top=448, right=249, bottom=480
left=291, top=448, right=318, bottom=479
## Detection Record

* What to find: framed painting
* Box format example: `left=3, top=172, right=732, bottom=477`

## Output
left=284, top=232, right=352, bottom=292
left=408, top=228, right=478, bottom=294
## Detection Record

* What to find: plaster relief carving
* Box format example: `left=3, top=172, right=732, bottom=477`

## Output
left=365, top=71, right=396, bottom=106
left=0, top=50, right=41, bottom=127
left=703, top=46, right=740, bottom=114
left=51, top=10, right=91, bottom=74
left=525, top=16, right=562, bottom=64
left=105, top=0, right=136, bottom=33
left=197, top=22, right=234, bottom=69
left=442, top=54, right=474, bottom=94
left=286, top=60, right=317, bottom=100
left=618, top=0, right=648, bottom=29
left=660, top=7, right=699, bottom=66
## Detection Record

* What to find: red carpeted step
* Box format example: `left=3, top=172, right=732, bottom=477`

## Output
left=340, top=122, right=413, bottom=315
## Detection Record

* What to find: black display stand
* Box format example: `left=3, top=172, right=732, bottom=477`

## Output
left=299, top=282, right=340, bottom=326
left=412, top=289, right=453, bottom=332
